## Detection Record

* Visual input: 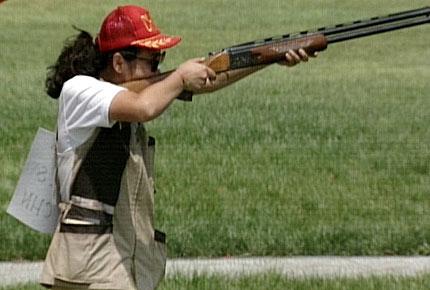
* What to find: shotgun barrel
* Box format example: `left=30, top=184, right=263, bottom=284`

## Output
left=324, top=6, right=430, bottom=43
left=216, top=7, right=430, bottom=70
left=226, top=7, right=430, bottom=50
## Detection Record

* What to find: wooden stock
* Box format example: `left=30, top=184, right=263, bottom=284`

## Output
left=120, top=70, right=193, bottom=101
left=251, top=34, right=328, bottom=64
left=121, top=70, right=171, bottom=92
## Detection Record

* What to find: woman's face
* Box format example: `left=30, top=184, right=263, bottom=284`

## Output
left=124, top=49, right=165, bottom=81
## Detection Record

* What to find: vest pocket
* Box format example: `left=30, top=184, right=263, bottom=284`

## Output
left=53, top=230, right=113, bottom=283
left=52, top=204, right=114, bottom=283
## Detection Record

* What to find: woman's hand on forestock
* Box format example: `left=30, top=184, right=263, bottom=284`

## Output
left=280, top=48, right=318, bottom=67
left=175, top=58, right=216, bottom=92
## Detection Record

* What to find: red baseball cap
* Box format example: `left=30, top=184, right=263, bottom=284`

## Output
left=96, top=5, right=181, bottom=53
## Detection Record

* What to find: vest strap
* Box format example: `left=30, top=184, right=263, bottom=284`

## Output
left=70, top=195, right=114, bottom=215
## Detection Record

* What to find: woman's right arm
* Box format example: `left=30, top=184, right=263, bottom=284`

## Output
left=109, top=59, right=216, bottom=123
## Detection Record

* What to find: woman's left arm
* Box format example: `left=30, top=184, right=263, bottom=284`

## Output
left=193, top=48, right=317, bottom=94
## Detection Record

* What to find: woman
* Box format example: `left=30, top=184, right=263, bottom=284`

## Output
left=40, top=5, right=314, bottom=290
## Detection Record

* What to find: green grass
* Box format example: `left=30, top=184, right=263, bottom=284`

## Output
left=3, top=274, right=430, bottom=290
left=1, top=0, right=430, bottom=260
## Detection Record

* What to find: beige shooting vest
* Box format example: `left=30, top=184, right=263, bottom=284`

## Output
left=40, top=122, right=166, bottom=290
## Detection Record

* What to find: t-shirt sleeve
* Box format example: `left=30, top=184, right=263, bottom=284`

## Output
left=61, top=75, right=126, bottom=130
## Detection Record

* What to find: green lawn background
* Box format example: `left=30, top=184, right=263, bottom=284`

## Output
left=0, top=0, right=429, bottom=260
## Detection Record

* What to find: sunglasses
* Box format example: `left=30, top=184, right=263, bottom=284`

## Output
left=135, top=51, right=166, bottom=72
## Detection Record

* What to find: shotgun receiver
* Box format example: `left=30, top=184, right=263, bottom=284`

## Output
left=125, top=7, right=430, bottom=100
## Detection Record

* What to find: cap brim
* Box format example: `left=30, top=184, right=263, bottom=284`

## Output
left=131, top=34, right=181, bottom=50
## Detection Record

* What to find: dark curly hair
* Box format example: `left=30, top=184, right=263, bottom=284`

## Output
left=45, top=27, right=140, bottom=99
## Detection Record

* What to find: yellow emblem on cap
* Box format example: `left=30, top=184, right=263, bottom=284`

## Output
left=141, top=14, right=153, bottom=32
left=133, top=37, right=174, bottom=49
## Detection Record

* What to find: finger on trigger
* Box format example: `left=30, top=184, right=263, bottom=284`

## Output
left=207, top=67, right=216, bottom=80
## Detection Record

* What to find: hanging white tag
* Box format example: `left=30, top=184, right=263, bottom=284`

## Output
left=7, top=128, right=59, bottom=234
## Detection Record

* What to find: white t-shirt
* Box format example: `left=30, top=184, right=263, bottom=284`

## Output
left=57, top=75, right=126, bottom=153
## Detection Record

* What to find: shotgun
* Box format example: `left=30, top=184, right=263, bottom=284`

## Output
left=125, top=7, right=430, bottom=101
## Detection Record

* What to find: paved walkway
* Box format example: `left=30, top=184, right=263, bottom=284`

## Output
left=1, top=256, right=430, bottom=286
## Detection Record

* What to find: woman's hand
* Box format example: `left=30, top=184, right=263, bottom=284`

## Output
left=280, top=48, right=318, bottom=67
left=175, top=58, right=217, bottom=91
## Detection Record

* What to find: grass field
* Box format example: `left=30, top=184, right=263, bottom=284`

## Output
left=2, top=274, right=430, bottom=290
left=1, top=0, right=430, bottom=260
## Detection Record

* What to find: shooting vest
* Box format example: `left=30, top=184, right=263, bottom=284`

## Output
left=40, top=122, right=166, bottom=290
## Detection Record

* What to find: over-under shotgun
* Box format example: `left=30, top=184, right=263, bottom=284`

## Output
left=125, top=7, right=430, bottom=100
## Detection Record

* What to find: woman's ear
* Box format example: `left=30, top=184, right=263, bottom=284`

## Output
left=112, top=52, right=125, bottom=74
